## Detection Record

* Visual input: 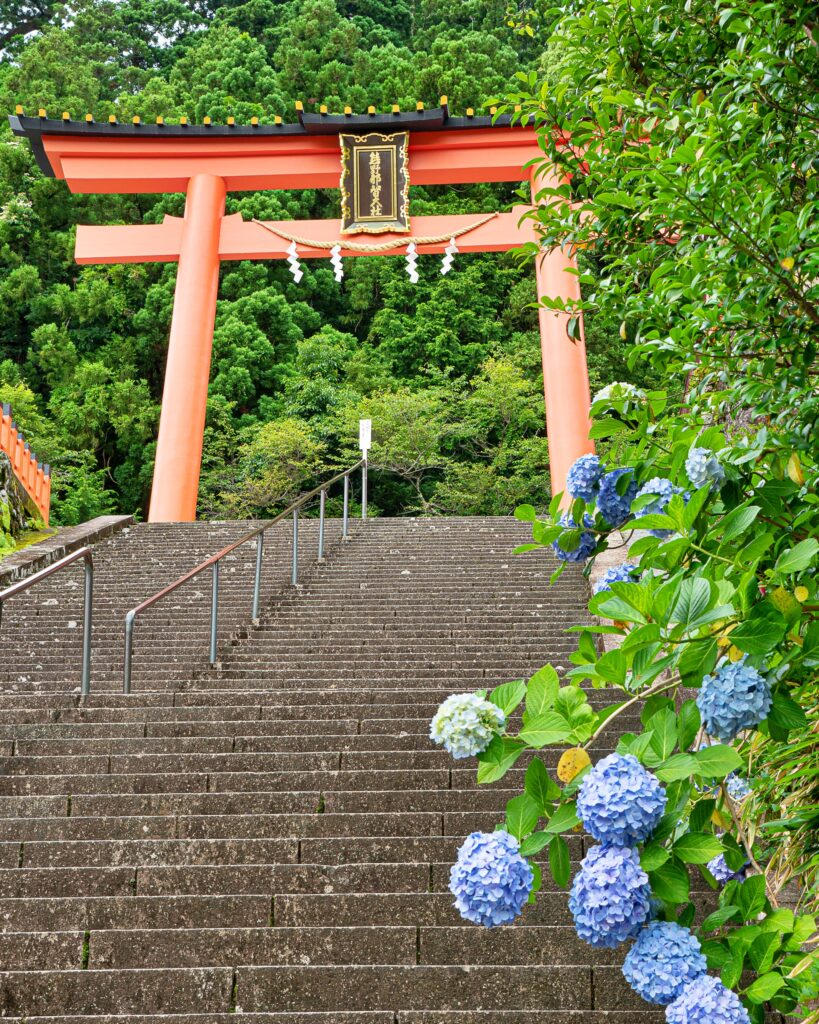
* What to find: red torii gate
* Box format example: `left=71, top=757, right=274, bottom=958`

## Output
left=11, top=102, right=594, bottom=522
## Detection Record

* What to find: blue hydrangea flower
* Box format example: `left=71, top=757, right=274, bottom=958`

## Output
left=593, top=562, right=640, bottom=595
left=552, top=513, right=597, bottom=563
left=429, top=693, right=506, bottom=759
left=576, top=752, right=667, bottom=846
left=697, top=658, right=772, bottom=741
left=666, top=974, right=751, bottom=1024
left=449, top=830, right=534, bottom=927
left=592, top=381, right=646, bottom=408
left=635, top=477, right=688, bottom=538
left=569, top=844, right=652, bottom=947
left=707, top=854, right=748, bottom=886
left=567, top=454, right=605, bottom=502
left=725, top=773, right=752, bottom=802
left=685, top=447, right=726, bottom=492
left=597, top=468, right=638, bottom=527
left=623, top=921, right=708, bottom=1005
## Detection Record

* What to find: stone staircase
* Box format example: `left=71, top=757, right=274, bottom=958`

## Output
left=0, top=515, right=672, bottom=1022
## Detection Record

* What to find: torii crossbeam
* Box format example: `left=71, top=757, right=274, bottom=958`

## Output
left=11, top=103, right=594, bottom=521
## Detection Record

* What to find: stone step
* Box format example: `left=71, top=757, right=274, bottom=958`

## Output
left=0, top=895, right=271, bottom=930
left=90, top=925, right=415, bottom=968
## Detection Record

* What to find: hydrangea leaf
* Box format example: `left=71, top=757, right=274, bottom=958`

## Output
left=549, top=834, right=571, bottom=888
left=730, top=601, right=787, bottom=655
left=545, top=800, right=580, bottom=834
left=476, top=736, right=526, bottom=784
left=524, top=757, right=561, bottom=811
left=745, top=971, right=785, bottom=1004
left=693, top=745, right=743, bottom=778
left=774, top=537, right=819, bottom=574
left=673, top=832, right=724, bottom=864
left=505, top=792, right=541, bottom=840
left=488, top=679, right=526, bottom=718
left=524, top=665, right=559, bottom=719
left=767, top=691, right=808, bottom=731
left=518, top=711, right=571, bottom=747
left=649, top=856, right=691, bottom=903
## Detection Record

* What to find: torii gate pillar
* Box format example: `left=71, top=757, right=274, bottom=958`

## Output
left=149, top=173, right=225, bottom=522
left=531, top=174, right=594, bottom=499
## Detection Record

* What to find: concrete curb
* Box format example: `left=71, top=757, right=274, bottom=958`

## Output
left=0, top=515, right=134, bottom=588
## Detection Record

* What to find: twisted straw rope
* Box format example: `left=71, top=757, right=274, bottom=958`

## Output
left=251, top=211, right=499, bottom=252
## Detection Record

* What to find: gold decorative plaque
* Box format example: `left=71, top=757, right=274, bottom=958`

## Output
left=339, top=131, right=410, bottom=234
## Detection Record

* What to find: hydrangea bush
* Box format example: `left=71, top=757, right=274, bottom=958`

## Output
left=427, top=389, right=818, bottom=1022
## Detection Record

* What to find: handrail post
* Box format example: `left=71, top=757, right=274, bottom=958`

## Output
left=361, top=460, right=368, bottom=521
left=291, top=508, right=299, bottom=585
left=317, top=489, right=326, bottom=562
left=123, top=611, right=135, bottom=695
left=251, top=532, right=264, bottom=620
left=342, top=474, right=350, bottom=541
left=81, top=553, right=93, bottom=697
left=209, top=560, right=220, bottom=665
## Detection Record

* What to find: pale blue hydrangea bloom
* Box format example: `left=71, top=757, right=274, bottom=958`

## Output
left=597, top=468, right=638, bottom=527
left=429, top=693, right=506, bottom=759
left=552, top=512, right=597, bottom=563
left=592, top=381, right=646, bottom=407
left=576, top=752, right=667, bottom=846
left=685, top=447, right=726, bottom=492
left=725, top=773, right=752, bottom=802
left=697, top=658, right=772, bottom=741
left=449, top=830, right=534, bottom=927
left=593, top=562, right=639, bottom=595
left=623, top=921, right=708, bottom=1005
left=634, top=476, right=688, bottom=538
left=666, top=974, right=751, bottom=1024
left=569, top=844, right=652, bottom=947
left=567, top=454, right=605, bottom=502
left=707, top=854, right=748, bottom=885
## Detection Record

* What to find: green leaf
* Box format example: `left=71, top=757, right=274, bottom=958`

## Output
left=693, top=744, right=743, bottom=779
left=679, top=638, right=718, bottom=687
left=767, top=691, right=808, bottom=731
left=489, top=679, right=527, bottom=717
left=524, top=757, right=561, bottom=811
left=701, top=906, right=741, bottom=932
left=648, top=707, right=678, bottom=760
left=518, top=712, right=572, bottom=747
left=682, top=485, right=713, bottom=530
left=718, top=505, right=761, bottom=543
left=730, top=602, right=788, bottom=655
left=505, top=792, right=542, bottom=840
left=514, top=504, right=538, bottom=523
left=476, top=736, right=527, bottom=784
left=545, top=801, right=580, bottom=834
left=748, top=931, right=782, bottom=974
left=655, top=752, right=698, bottom=782
left=678, top=700, right=701, bottom=750
left=774, top=538, right=819, bottom=574
left=745, top=972, right=785, bottom=1004
left=525, top=665, right=560, bottom=718
left=737, top=875, right=768, bottom=921
left=721, top=951, right=744, bottom=990
left=673, top=832, right=723, bottom=864
left=519, top=830, right=551, bottom=856
left=640, top=843, right=670, bottom=871
left=649, top=857, right=690, bottom=903
left=668, top=578, right=713, bottom=629
left=549, top=835, right=571, bottom=888
left=689, top=798, right=716, bottom=832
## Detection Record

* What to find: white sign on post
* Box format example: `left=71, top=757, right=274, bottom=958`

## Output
left=359, top=418, right=372, bottom=459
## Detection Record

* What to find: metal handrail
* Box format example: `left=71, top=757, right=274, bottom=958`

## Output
left=0, top=546, right=93, bottom=696
left=122, top=458, right=367, bottom=694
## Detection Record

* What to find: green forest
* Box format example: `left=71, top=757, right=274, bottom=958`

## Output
left=0, top=0, right=653, bottom=523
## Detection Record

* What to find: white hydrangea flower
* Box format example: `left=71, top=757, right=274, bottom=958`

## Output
left=429, top=693, right=506, bottom=759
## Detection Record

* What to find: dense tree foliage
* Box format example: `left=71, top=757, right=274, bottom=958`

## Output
left=0, top=0, right=648, bottom=524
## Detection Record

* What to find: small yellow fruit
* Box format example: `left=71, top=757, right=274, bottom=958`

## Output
left=795, top=586, right=809, bottom=603
left=557, top=747, right=591, bottom=783
left=780, top=256, right=795, bottom=271
left=770, top=586, right=801, bottom=621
